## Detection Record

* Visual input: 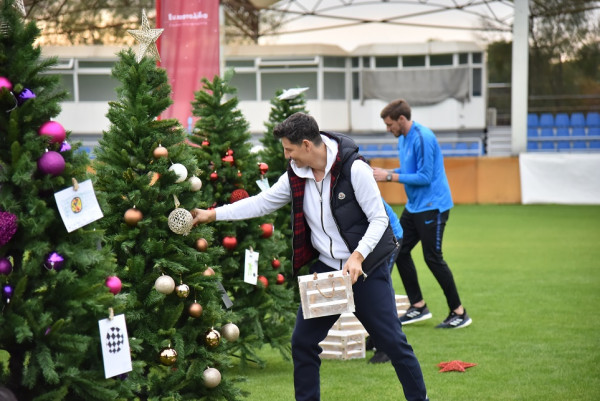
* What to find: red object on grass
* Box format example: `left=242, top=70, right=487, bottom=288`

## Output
left=437, top=360, right=477, bottom=372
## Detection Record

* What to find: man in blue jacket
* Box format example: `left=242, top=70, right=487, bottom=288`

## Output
left=373, top=99, right=472, bottom=330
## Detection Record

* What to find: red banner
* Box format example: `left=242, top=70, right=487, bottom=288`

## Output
left=156, top=0, right=220, bottom=129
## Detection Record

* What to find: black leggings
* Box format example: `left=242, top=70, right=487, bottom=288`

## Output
left=395, top=208, right=462, bottom=311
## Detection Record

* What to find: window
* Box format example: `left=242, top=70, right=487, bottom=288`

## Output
left=47, top=74, right=75, bottom=101
left=324, top=72, right=345, bottom=99
left=402, top=55, right=425, bottom=67
left=472, top=52, right=483, bottom=64
left=230, top=72, right=257, bottom=101
left=78, top=75, right=119, bottom=101
left=351, top=57, right=359, bottom=68
left=472, top=68, right=482, bottom=97
left=323, top=56, right=345, bottom=68
left=78, top=61, right=115, bottom=69
left=261, top=72, right=317, bottom=100
left=459, top=53, right=469, bottom=65
left=225, top=59, right=254, bottom=68
left=430, top=54, right=453, bottom=66
left=362, top=56, right=370, bottom=68
left=375, top=56, right=398, bottom=68
left=352, top=72, right=360, bottom=100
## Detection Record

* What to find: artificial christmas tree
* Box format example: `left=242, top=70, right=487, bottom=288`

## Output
left=91, top=13, right=242, bottom=400
left=0, top=1, right=125, bottom=399
left=189, top=71, right=297, bottom=367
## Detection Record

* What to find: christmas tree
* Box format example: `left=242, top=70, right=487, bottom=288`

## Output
left=258, top=87, right=309, bottom=256
left=189, top=70, right=297, bottom=367
left=0, top=1, right=125, bottom=399
left=91, top=13, right=242, bottom=400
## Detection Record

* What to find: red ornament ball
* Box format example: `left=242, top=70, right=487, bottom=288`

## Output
left=202, top=140, right=210, bottom=146
left=258, top=162, right=269, bottom=174
left=221, top=154, right=234, bottom=165
left=276, top=273, right=285, bottom=285
left=106, top=276, right=122, bottom=295
left=38, top=151, right=65, bottom=176
left=230, top=189, right=249, bottom=203
left=222, top=236, right=237, bottom=250
left=271, top=258, right=281, bottom=269
left=260, top=223, right=274, bottom=238
left=257, top=275, right=269, bottom=288
left=38, top=121, right=67, bottom=144
left=0, top=76, right=12, bottom=91
left=210, top=171, right=218, bottom=181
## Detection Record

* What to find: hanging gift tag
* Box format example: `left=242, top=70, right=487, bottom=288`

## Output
left=256, top=176, right=270, bottom=192
left=54, top=179, right=103, bottom=232
left=243, top=248, right=259, bottom=285
left=217, top=282, right=233, bottom=309
left=98, top=313, right=132, bottom=379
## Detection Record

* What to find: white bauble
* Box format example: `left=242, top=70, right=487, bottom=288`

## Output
left=189, top=176, right=202, bottom=192
left=155, top=275, right=176, bottom=294
left=221, top=322, right=240, bottom=342
left=169, top=163, right=188, bottom=183
left=203, top=367, right=221, bottom=388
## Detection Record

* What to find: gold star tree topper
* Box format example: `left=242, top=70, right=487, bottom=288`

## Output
left=127, top=9, right=164, bottom=63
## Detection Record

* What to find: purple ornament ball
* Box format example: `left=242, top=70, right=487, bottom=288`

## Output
left=0, top=258, right=13, bottom=275
left=106, top=276, right=122, bottom=295
left=0, top=76, right=12, bottom=91
left=38, top=121, right=66, bottom=144
left=0, top=211, right=18, bottom=246
left=44, top=252, right=65, bottom=271
left=17, top=88, right=36, bottom=105
left=38, top=151, right=65, bottom=176
left=2, top=284, right=13, bottom=302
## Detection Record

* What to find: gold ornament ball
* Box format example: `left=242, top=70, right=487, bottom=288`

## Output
left=153, top=145, right=168, bottom=159
left=124, top=208, right=143, bottom=226
left=203, top=367, right=221, bottom=388
left=196, top=238, right=208, bottom=252
left=159, top=347, right=178, bottom=366
left=168, top=208, right=193, bottom=235
left=175, top=283, right=190, bottom=298
left=189, top=302, right=203, bottom=318
left=204, top=328, right=221, bottom=348
left=155, top=275, right=176, bottom=294
left=221, top=322, right=240, bottom=342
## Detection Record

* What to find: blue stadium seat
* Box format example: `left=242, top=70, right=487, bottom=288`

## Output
left=527, top=141, right=539, bottom=151
left=555, top=113, right=569, bottom=127
left=540, top=141, right=555, bottom=151
left=527, top=113, right=539, bottom=127
left=539, top=113, right=554, bottom=137
left=572, top=140, right=587, bottom=150
left=590, top=140, right=600, bottom=149
left=586, top=112, right=600, bottom=128
left=454, top=142, right=469, bottom=156
left=469, top=141, right=482, bottom=155
left=570, top=112, right=586, bottom=128
left=440, top=143, right=453, bottom=156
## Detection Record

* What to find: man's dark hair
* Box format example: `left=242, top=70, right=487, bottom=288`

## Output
left=380, top=99, right=412, bottom=121
left=273, top=112, right=322, bottom=145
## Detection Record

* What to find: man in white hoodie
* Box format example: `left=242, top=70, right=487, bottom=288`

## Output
left=191, top=112, right=428, bottom=401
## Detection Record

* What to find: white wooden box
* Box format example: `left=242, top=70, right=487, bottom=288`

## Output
left=396, top=294, right=410, bottom=317
left=319, top=329, right=366, bottom=360
left=331, top=312, right=367, bottom=334
left=298, top=271, right=355, bottom=320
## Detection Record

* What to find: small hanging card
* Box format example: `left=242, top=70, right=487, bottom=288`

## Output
left=256, top=176, right=270, bottom=192
left=98, top=313, right=132, bottom=379
left=244, top=248, right=260, bottom=285
left=54, top=179, right=103, bottom=232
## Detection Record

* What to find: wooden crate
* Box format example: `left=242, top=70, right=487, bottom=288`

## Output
left=319, top=329, right=366, bottom=360
left=298, top=271, right=354, bottom=319
left=396, top=294, right=410, bottom=317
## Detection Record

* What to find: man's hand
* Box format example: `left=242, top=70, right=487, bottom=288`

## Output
left=342, top=251, right=366, bottom=284
left=372, top=167, right=390, bottom=182
left=190, top=208, right=216, bottom=226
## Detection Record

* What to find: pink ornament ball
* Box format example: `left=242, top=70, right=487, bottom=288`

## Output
left=106, top=276, right=122, bottom=295
left=0, top=258, right=12, bottom=275
left=0, top=76, right=12, bottom=91
left=38, top=151, right=65, bottom=176
left=38, top=121, right=66, bottom=144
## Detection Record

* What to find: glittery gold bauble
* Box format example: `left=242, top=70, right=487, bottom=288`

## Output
left=159, top=347, right=178, bottom=366
left=203, top=367, right=221, bottom=388
left=204, top=328, right=221, bottom=348
left=153, top=145, right=168, bottom=159
left=189, top=302, right=203, bottom=318
left=221, top=322, right=240, bottom=342
left=175, top=283, right=190, bottom=298
left=155, top=274, right=175, bottom=294
left=196, top=238, right=208, bottom=252
left=124, top=208, right=143, bottom=226
left=168, top=208, right=193, bottom=235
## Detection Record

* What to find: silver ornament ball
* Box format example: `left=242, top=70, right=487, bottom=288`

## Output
left=155, top=275, right=176, bottom=294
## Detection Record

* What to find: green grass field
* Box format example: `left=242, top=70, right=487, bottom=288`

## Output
left=229, top=204, right=600, bottom=400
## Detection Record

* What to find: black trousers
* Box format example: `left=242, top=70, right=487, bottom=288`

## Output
left=395, top=208, right=462, bottom=311
left=292, top=259, right=428, bottom=401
